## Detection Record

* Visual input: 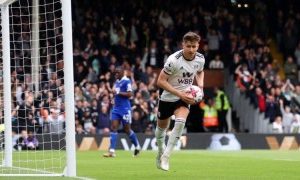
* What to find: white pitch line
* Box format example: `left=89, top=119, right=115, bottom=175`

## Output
left=273, top=158, right=300, bottom=162
left=71, top=176, right=96, bottom=180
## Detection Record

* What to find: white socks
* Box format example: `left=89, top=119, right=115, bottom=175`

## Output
left=163, top=118, right=185, bottom=157
left=155, top=126, right=167, bottom=153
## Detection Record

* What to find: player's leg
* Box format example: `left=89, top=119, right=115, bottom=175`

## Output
left=155, top=118, right=170, bottom=168
left=123, top=124, right=141, bottom=156
left=122, top=110, right=141, bottom=156
left=103, top=112, right=120, bottom=157
left=155, top=100, right=173, bottom=169
left=156, top=118, right=170, bottom=151
left=161, top=103, right=189, bottom=171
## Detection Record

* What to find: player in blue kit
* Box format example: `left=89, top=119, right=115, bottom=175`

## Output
left=103, top=67, right=141, bottom=157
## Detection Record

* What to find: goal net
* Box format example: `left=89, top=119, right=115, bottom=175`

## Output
left=0, top=0, right=76, bottom=177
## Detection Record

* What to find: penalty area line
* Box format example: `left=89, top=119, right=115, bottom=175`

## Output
left=272, top=158, right=300, bottom=162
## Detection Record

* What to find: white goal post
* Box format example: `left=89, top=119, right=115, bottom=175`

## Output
left=0, top=0, right=76, bottom=177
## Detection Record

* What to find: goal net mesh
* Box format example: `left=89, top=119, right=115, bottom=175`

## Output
left=0, top=0, right=67, bottom=175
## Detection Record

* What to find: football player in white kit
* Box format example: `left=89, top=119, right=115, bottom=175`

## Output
left=155, top=32, right=205, bottom=171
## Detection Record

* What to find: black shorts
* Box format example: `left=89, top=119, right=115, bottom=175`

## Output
left=157, top=99, right=189, bottom=120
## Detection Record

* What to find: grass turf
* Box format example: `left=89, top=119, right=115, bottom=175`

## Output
left=0, top=150, right=299, bottom=180
left=79, top=150, right=300, bottom=180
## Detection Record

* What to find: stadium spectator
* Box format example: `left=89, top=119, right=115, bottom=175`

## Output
left=284, top=56, right=298, bottom=84
left=206, top=28, right=221, bottom=57
left=131, top=110, right=144, bottom=133
left=290, top=114, right=300, bottom=133
left=87, top=67, right=98, bottom=83
left=82, top=109, right=96, bottom=134
left=13, top=130, right=27, bottom=151
left=147, top=106, right=158, bottom=135
left=281, top=79, right=295, bottom=104
left=264, top=64, right=277, bottom=83
left=97, top=106, right=110, bottom=135
left=279, top=99, right=294, bottom=133
left=292, top=84, right=300, bottom=107
left=145, top=40, right=164, bottom=68
left=74, top=64, right=88, bottom=85
left=254, top=87, right=266, bottom=113
left=282, top=24, right=298, bottom=58
left=214, top=87, right=230, bottom=133
left=235, top=64, right=253, bottom=92
left=24, top=131, right=39, bottom=150
left=229, top=53, right=241, bottom=75
left=244, top=49, right=257, bottom=74
left=200, top=98, right=219, bottom=131
left=295, top=42, right=300, bottom=66
left=209, top=54, right=224, bottom=69
left=265, top=95, right=280, bottom=123
left=75, top=118, right=84, bottom=135
left=48, top=108, right=65, bottom=134
left=158, top=11, right=174, bottom=29
left=75, top=100, right=84, bottom=127
left=90, top=99, right=100, bottom=127
left=272, top=116, right=283, bottom=133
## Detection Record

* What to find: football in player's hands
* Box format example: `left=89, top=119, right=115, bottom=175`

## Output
left=185, top=85, right=203, bottom=103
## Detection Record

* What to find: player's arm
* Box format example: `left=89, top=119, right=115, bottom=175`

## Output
left=118, top=91, right=132, bottom=98
left=157, top=71, right=182, bottom=98
left=195, top=70, right=204, bottom=88
left=195, top=70, right=205, bottom=99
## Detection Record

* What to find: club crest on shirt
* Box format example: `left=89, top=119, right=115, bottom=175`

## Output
left=182, top=72, right=193, bottom=78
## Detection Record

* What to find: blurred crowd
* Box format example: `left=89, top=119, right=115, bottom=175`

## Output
left=229, top=1, right=300, bottom=133
left=71, top=0, right=300, bottom=134
left=1, top=0, right=300, bottom=137
left=71, top=0, right=242, bottom=134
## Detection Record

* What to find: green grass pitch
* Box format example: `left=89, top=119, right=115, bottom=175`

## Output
left=0, top=150, right=299, bottom=180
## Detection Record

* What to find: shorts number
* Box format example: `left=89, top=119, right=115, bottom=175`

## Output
left=123, top=111, right=132, bottom=123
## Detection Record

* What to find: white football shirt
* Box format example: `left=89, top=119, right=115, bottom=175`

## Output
left=160, top=50, right=205, bottom=102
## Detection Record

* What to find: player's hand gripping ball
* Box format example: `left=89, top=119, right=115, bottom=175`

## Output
left=185, top=85, right=203, bottom=103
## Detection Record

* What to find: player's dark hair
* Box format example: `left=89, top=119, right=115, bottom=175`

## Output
left=183, top=32, right=200, bottom=42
